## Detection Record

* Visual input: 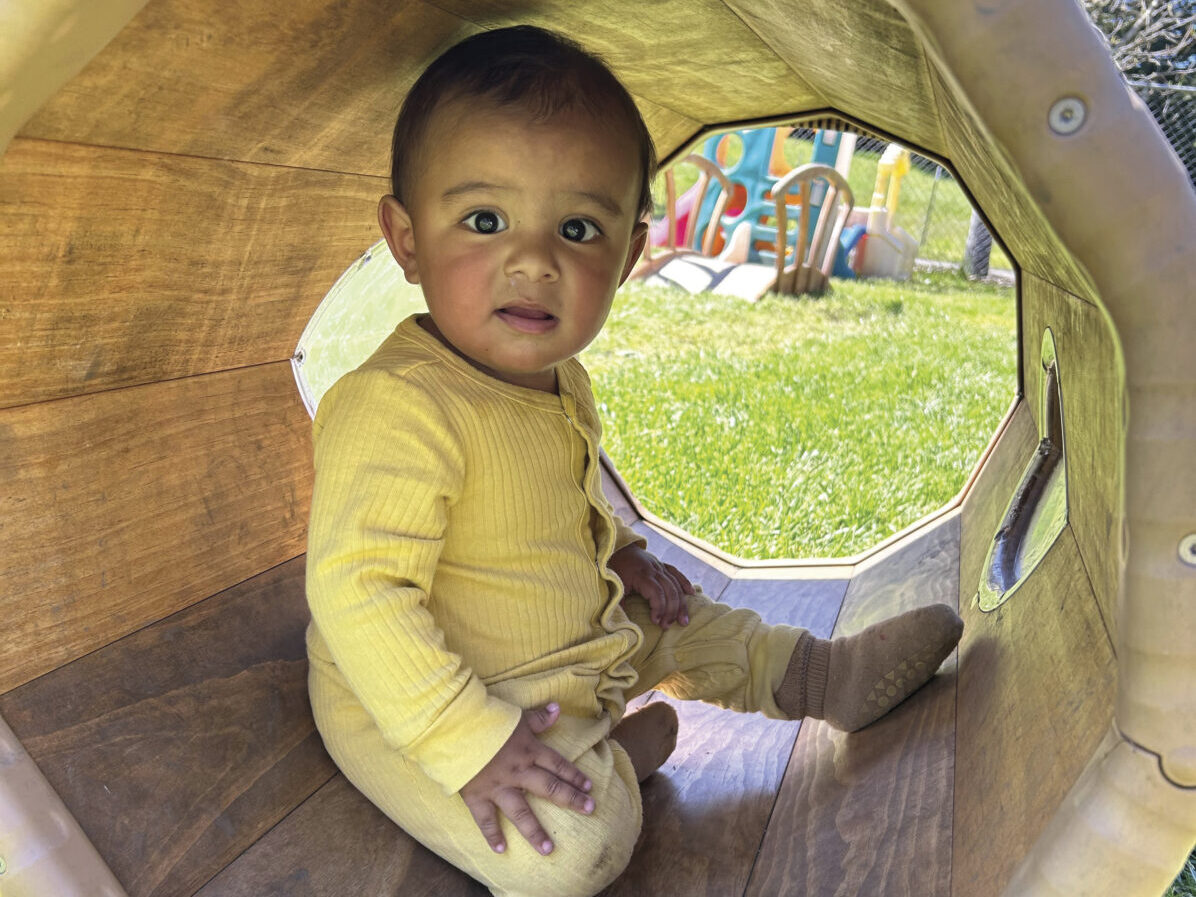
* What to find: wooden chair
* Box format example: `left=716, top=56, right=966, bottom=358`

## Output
left=635, top=154, right=732, bottom=276
left=770, top=163, right=855, bottom=296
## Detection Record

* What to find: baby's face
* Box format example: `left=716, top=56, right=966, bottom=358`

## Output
left=381, top=98, right=647, bottom=392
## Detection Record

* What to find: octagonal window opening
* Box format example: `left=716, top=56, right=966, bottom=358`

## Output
left=597, top=115, right=1019, bottom=561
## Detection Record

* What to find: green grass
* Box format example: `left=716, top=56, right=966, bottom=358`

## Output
left=1168, top=849, right=1196, bottom=897
left=583, top=271, right=1018, bottom=559
left=656, top=129, right=1012, bottom=272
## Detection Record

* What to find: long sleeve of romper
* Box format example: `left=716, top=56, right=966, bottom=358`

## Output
left=306, top=367, right=522, bottom=794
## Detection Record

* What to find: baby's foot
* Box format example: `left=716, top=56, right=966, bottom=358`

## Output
left=611, top=702, right=679, bottom=782
left=775, top=603, right=963, bottom=732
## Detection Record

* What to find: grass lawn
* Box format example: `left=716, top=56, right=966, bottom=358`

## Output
left=584, top=271, right=1018, bottom=559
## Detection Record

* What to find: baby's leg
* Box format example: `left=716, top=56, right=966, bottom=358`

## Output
left=610, top=701, right=678, bottom=782
left=309, top=665, right=641, bottom=897
left=625, top=591, right=961, bottom=731
left=774, top=603, right=962, bottom=731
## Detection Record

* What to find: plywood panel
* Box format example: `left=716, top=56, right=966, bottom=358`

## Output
left=0, top=138, right=382, bottom=408
left=723, top=0, right=947, bottom=157
left=746, top=514, right=959, bottom=897
left=0, top=558, right=335, bottom=897
left=195, top=773, right=487, bottom=897
left=952, top=526, right=1116, bottom=896
left=928, top=62, right=1099, bottom=301
left=958, top=400, right=1036, bottom=609
left=1021, top=273, right=1121, bottom=639
left=605, top=574, right=844, bottom=897
left=426, top=0, right=823, bottom=124
left=19, top=0, right=473, bottom=176
left=639, top=99, right=704, bottom=167
left=0, top=362, right=312, bottom=694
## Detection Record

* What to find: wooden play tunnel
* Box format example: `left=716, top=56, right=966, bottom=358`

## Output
left=1, top=1, right=1193, bottom=894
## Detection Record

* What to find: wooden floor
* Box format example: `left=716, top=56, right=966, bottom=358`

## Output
left=0, top=512, right=960, bottom=897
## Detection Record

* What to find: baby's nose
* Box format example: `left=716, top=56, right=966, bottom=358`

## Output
left=504, top=233, right=560, bottom=282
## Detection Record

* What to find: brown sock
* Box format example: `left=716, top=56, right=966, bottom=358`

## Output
left=611, top=702, right=679, bottom=782
left=774, top=603, right=963, bottom=732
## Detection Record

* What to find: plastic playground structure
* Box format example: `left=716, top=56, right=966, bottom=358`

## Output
left=636, top=124, right=924, bottom=299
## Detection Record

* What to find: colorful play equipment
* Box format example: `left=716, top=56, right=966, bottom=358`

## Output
left=644, top=125, right=932, bottom=294
left=3, top=1, right=1194, bottom=896
left=639, top=125, right=867, bottom=297
left=850, top=143, right=920, bottom=280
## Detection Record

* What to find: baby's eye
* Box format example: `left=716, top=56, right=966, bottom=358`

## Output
left=560, top=218, right=602, bottom=243
left=462, top=210, right=507, bottom=234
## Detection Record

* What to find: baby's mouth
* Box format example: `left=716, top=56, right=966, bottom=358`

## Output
left=496, top=305, right=558, bottom=333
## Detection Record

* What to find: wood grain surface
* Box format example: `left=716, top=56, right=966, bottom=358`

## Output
left=0, top=558, right=335, bottom=897
left=196, top=774, right=488, bottom=897
left=423, top=0, right=822, bottom=124
left=604, top=574, right=845, bottom=897
left=746, top=514, right=960, bottom=897
left=958, top=400, right=1036, bottom=613
left=0, top=138, right=382, bottom=408
left=1021, top=273, right=1121, bottom=639
left=952, top=526, right=1116, bottom=896
left=0, top=362, right=312, bottom=694
left=19, top=0, right=470, bottom=177
left=723, top=0, right=947, bottom=157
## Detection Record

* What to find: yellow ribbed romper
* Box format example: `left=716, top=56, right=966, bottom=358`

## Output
left=305, top=315, right=803, bottom=897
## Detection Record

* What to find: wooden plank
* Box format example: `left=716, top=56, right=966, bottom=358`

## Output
left=0, top=138, right=382, bottom=408
left=426, top=0, right=823, bottom=124
left=0, top=362, right=312, bottom=694
left=0, top=558, right=337, bottom=897
left=195, top=773, right=488, bottom=897
left=746, top=513, right=960, bottom=897
left=958, top=400, right=1036, bottom=610
left=952, top=526, right=1116, bottom=896
left=927, top=62, right=1100, bottom=303
left=723, top=0, right=948, bottom=157
left=19, top=0, right=472, bottom=177
left=607, top=574, right=845, bottom=897
left=1021, top=273, right=1121, bottom=639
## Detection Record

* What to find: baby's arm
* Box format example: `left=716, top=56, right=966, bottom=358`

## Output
left=308, top=370, right=591, bottom=851
left=608, top=542, right=694, bottom=628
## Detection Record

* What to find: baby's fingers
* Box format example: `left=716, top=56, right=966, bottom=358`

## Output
left=464, top=797, right=510, bottom=854
left=664, top=563, right=695, bottom=596
left=495, top=789, right=557, bottom=856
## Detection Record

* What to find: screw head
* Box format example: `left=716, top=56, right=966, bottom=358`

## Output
left=1049, top=97, right=1087, bottom=135
left=1180, top=533, right=1196, bottom=567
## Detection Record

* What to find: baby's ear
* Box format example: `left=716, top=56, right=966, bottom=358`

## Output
left=378, top=195, right=420, bottom=284
left=618, top=220, right=650, bottom=286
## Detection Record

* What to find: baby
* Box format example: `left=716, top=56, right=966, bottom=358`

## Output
left=305, top=24, right=963, bottom=897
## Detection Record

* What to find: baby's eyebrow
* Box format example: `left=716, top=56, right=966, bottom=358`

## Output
left=440, top=181, right=624, bottom=217
left=440, top=180, right=504, bottom=203
left=570, top=190, right=624, bottom=218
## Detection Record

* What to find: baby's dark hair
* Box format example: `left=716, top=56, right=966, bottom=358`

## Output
left=390, top=25, right=657, bottom=219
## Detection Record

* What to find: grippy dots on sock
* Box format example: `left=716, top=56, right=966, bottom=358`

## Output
left=775, top=603, right=964, bottom=732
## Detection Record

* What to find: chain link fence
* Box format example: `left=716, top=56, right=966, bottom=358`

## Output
left=1131, top=81, right=1196, bottom=187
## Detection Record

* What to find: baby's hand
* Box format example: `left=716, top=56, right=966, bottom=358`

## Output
left=608, top=543, right=694, bottom=629
left=459, top=703, right=594, bottom=856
